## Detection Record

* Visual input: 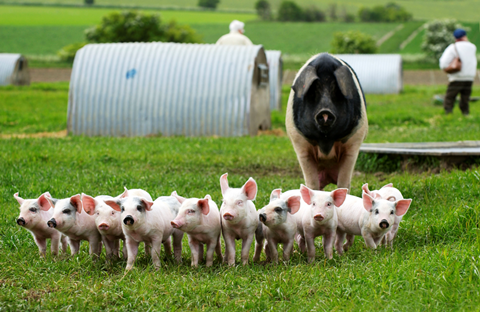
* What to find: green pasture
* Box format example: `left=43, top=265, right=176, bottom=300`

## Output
left=0, top=82, right=480, bottom=309
left=3, top=0, right=480, bottom=22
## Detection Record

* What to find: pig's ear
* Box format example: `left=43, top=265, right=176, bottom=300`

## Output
left=300, top=184, right=313, bottom=205
left=13, top=193, right=24, bottom=206
left=286, top=196, right=301, bottom=215
left=381, top=183, right=393, bottom=189
left=81, top=193, right=97, bottom=215
left=118, top=187, right=129, bottom=198
left=361, top=183, right=372, bottom=196
left=292, top=65, right=318, bottom=99
left=104, top=200, right=121, bottom=212
left=220, top=173, right=229, bottom=195
left=141, top=199, right=154, bottom=211
left=242, top=178, right=257, bottom=201
left=171, top=191, right=186, bottom=204
left=37, top=193, right=53, bottom=211
left=204, top=194, right=212, bottom=201
left=331, top=188, right=348, bottom=207
left=44, top=195, right=57, bottom=209
left=334, top=65, right=356, bottom=100
left=197, top=199, right=210, bottom=215
left=270, top=189, right=282, bottom=201
left=395, top=199, right=412, bottom=216
left=70, top=194, right=82, bottom=213
left=362, top=191, right=375, bottom=212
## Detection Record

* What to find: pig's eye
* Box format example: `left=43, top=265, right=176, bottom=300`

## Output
left=236, top=200, right=243, bottom=206
left=326, top=202, right=332, bottom=207
left=111, top=211, right=115, bottom=215
left=187, top=209, right=196, bottom=214
left=274, top=207, right=282, bottom=213
left=29, top=208, right=37, bottom=213
left=62, top=209, right=70, bottom=214
left=312, top=202, right=316, bottom=207
left=375, top=209, right=379, bottom=215
left=97, top=212, right=99, bottom=215
left=390, top=210, right=394, bottom=215
left=121, top=206, right=125, bottom=212
left=137, top=205, right=142, bottom=212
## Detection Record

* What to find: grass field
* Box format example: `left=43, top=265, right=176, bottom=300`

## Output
left=0, top=82, right=479, bottom=309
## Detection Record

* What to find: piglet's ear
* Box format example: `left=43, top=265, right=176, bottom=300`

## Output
left=118, top=187, right=129, bottom=199
left=197, top=199, right=210, bottom=215
left=395, top=199, right=412, bottom=217
left=242, top=177, right=257, bottom=201
left=361, top=183, right=372, bottom=196
left=381, top=183, right=393, bottom=189
left=220, top=173, right=229, bottom=196
left=270, top=189, right=282, bottom=201
left=141, top=199, right=154, bottom=211
left=292, top=65, right=318, bottom=99
left=331, top=188, right=348, bottom=207
left=105, top=200, right=121, bottom=212
left=81, top=193, right=97, bottom=215
left=362, top=191, right=374, bottom=212
left=300, top=184, right=313, bottom=205
left=204, top=194, right=212, bottom=201
left=334, top=65, right=356, bottom=100
left=70, top=194, right=82, bottom=213
left=44, top=195, right=57, bottom=210
left=171, top=191, right=186, bottom=204
left=37, top=193, right=53, bottom=211
left=286, top=196, right=301, bottom=215
left=14, top=193, right=24, bottom=206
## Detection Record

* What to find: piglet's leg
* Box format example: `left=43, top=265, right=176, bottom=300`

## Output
left=336, top=149, right=361, bottom=192
left=335, top=230, right=346, bottom=255
left=241, top=234, right=255, bottom=265
left=223, top=232, right=236, bottom=266
left=34, top=236, right=47, bottom=257
left=214, top=236, right=223, bottom=261
left=162, top=237, right=172, bottom=259
left=60, top=235, right=68, bottom=253
left=188, top=238, right=200, bottom=267
left=198, top=243, right=204, bottom=263
left=89, top=237, right=102, bottom=256
left=305, top=234, right=316, bottom=263
left=362, top=233, right=377, bottom=249
left=125, top=237, right=139, bottom=271
left=114, top=239, right=120, bottom=258
left=151, top=239, right=163, bottom=269
left=343, top=234, right=355, bottom=252
left=172, top=230, right=183, bottom=263
left=50, top=235, right=60, bottom=256
left=205, top=240, right=216, bottom=267
left=122, top=239, right=128, bottom=259
left=322, top=232, right=335, bottom=260
left=283, top=239, right=294, bottom=262
left=267, top=238, right=279, bottom=264
left=253, top=223, right=264, bottom=262
left=102, top=237, right=114, bottom=258
left=69, top=239, right=81, bottom=256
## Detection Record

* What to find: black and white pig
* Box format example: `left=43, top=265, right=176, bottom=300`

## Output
left=286, top=53, right=368, bottom=191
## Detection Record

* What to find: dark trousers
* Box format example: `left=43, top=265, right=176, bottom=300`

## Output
left=444, top=80, right=473, bottom=115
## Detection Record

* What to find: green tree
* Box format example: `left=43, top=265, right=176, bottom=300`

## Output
left=304, top=5, right=326, bottom=22
left=330, top=30, right=377, bottom=54
left=277, top=1, right=304, bottom=21
left=198, top=0, right=220, bottom=9
left=255, top=0, right=272, bottom=21
left=359, top=2, right=412, bottom=22
left=422, top=19, right=463, bottom=60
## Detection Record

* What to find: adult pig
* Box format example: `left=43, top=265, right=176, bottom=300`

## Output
left=46, top=194, right=102, bottom=256
left=219, top=173, right=262, bottom=266
left=14, top=192, right=67, bottom=256
left=286, top=53, right=368, bottom=191
left=170, top=192, right=222, bottom=267
left=335, top=189, right=411, bottom=255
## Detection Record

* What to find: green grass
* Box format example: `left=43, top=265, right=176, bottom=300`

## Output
left=379, top=21, right=424, bottom=53
left=1, top=82, right=480, bottom=309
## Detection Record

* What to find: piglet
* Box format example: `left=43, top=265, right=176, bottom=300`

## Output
left=363, top=183, right=405, bottom=246
left=296, top=185, right=348, bottom=262
left=257, top=189, right=301, bottom=263
left=46, top=194, right=102, bottom=256
left=14, top=192, right=67, bottom=256
left=104, top=194, right=183, bottom=271
left=170, top=192, right=222, bottom=267
left=335, top=188, right=412, bottom=255
left=220, top=173, right=262, bottom=266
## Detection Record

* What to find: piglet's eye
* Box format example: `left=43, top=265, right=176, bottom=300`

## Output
left=274, top=207, right=282, bottom=213
left=375, top=209, right=379, bottom=215
left=111, top=211, right=115, bottom=215
left=62, top=209, right=70, bottom=214
left=390, top=210, right=394, bottom=215
left=326, top=202, right=332, bottom=207
left=236, top=200, right=243, bottom=206
left=312, top=202, right=316, bottom=207
left=121, top=206, right=125, bottom=212
left=29, top=208, right=37, bottom=212
left=137, top=205, right=142, bottom=212
left=187, top=209, right=196, bottom=214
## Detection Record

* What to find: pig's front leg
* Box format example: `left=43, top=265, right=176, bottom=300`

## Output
left=223, top=232, right=236, bottom=266
left=283, top=239, right=294, bottom=262
left=125, top=237, right=139, bottom=271
left=162, top=236, right=172, bottom=259
left=322, top=232, right=335, bottom=260
left=337, top=149, right=361, bottom=192
left=297, top=151, right=320, bottom=190
left=150, top=239, right=163, bottom=269
left=102, top=237, right=115, bottom=258
left=241, top=234, right=255, bottom=265
left=198, top=243, right=204, bottom=263
left=69, top=239, right=80, bottom=255
left=34, top=236, right=47, bottom=256
left=343, top=234, right=355, bottom=252
left=89, top=236, right=102, bottom=256
left=50, top=235, right=60, bottom=256
left=172, top=230, right=183, bottom=263
left=305, top=233, right=316, bottom=263
left=188, top=238, right=200, bottom=267
left=296, top=234, right=306, bottom=253
left=267, top=238, right=279, bottom=264
left=215, top=235, right=223, bottom=260
left=253, top=223, right=264, bottom=262
left=335, top=230, right=346, bottom=255
left=60, top=235, right=68, bottom=253
left=362, top=232, right=377, bottom=249
left=122, top=239, right=128, bottom=259
left=113, top=239, right=120, bottom=258
left=205, top=240, right=216, bottom=267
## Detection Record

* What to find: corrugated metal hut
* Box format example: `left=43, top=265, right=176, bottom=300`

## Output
left=266, top=50, right=282, bottom=111
left=68, top=42, right=271, bottom=137
left=0, top=54, right=30, bottom=86
left=335, top=54, right=402, bottom=94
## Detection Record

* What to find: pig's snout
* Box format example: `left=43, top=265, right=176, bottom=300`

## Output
left=123, top=215, right=134, bottom=226
left=315, top=109, right=336, bottom=129
left=379, top=220, right=389, bottom=229
left=16, top=217, right=26, bottom=226
left=313, top=214, right=324, bottom=222
left=170, top=221, right=180, bottom=229
left=259, top=213, right=267, bottom=223
left=47, top=218, right=57, bottom=228
left=223, top=213, right=234, bottom=221
left=98, top=223, right=110, bottom=231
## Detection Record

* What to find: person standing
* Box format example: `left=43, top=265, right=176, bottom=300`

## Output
left=216, top=20, right=253, bottom=46
left=439, top=28, right=477, bottom=115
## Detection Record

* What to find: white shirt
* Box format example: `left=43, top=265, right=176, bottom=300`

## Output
left=216, top=31, right=253, bottom=46
left=439, top=41, right=477, bottom=81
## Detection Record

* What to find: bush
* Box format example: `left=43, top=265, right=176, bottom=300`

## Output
left=304, top=5, right=326, bottom=22
left=328, top=3, right=337, bottom=21
left=277, top=1, right=304, bottom=21
left=359, top=2, right=412, bottom=22
left=84, top=0, right=94, bottom=4
left=164, top=21, right=202, bottom=43
left=255, top=0, right=272, bottom=21
left=421, top=19, right=463, bottom=60
left=330, top=30, right=377, bottom=54
left=57, top=42, right=88, bottom=62
left=198, top=0, right=220, bottom=9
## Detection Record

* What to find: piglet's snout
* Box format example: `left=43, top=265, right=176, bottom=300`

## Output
left=379, top=219, right=389, bottom=229
left=259, top=213, right=267, bottom=223
left=313, top=214, right=324, bottom=222
left=170, top=221, right=180, bottom=229
left=47, top=218, right=57, bottom=228
left=16, top=217, right=26, bottom=226
left=98, top=223, right=110, bottom=231
left=223, top=213, right=234, bottom=221
left=123, top=215, right=134, bottom=226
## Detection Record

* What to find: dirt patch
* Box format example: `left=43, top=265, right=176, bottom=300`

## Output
left=30, top=68, right=72, bottom=83
left=257, top=128, right=286, bottom=136
left=0, top=130, right=67, bottom=139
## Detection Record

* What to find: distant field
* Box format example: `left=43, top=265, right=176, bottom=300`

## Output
left=3, top=0, right=480, bottom=21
